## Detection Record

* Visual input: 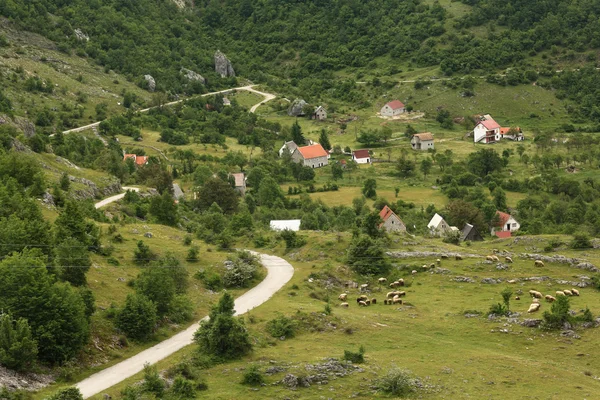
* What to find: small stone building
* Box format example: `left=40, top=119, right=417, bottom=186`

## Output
left=231, top=172, right=246, bottom=195
left=279, top=141, right=298, bottom=157
left=461, top=223, right=483, bottom=241
left=292, top=144, right=329, bottom=168
left=313, top=106, right=327, bottom=121
left=411, top=132, right=434, bottom=151
left=379, top=205, right=406, bottom=233
left=427, top=213, right=451, bottom=236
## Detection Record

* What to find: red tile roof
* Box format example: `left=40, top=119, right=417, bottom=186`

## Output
left=123, top=154, right=136, bottom=161
left=480, top=118, right=500, bottom=130
left=297, top=144, right=328, bottom=159
left=413, top=132, right=434, bottom=141
left=379, top=205, right=395, bottom=222
left=231, top=173, right=245, bottom=187
left=386, top=100, right=405, bottom=110
left=500, top=127, right=510, bottom=135
left=123, top=154, right=148, bottom=165
left=495, top=211, right=511, bottom=227
left=495, top=231, right=512, bottom=239
left=352, top=149, right=370, bottom=159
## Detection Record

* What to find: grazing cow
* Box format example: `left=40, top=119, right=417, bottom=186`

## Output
left=371, top=298, right=377, bottom=305
left=555, top=291, right=565, bottom=297
left=411, top=270, right=418, bottom=275
left=545, top=295, right=556, bottom=303
left=563, top=289, right=573, bottom=296
left=534, top=260, right=545, bottom=267
left=338, top=293, right=348, bottom=301
left=378, top=277, right=387, bottom=284
left=358, top=301, right=368, bottom=307
left=340, top=302, right=349, bottom=307
left=455, top=255, right=463, bottom=261
left=571, top=288, right=580, bottom=296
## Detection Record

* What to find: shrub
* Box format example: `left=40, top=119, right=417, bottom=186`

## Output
left=142, top=363, right=164, bottom=397
left=133, top=240, right=158, bottom=265
left=186, top=246, right=200, bottom=262
left=488, top=302, right=508, bottom=316
left=223, top=260, right=257, bottom=288
left=266, top=315, right=297, bottom=338
left=375, top=368, right=417, bottom=396
left=45, top=387, right=83, bottom=400
left=0, top=314, right=38, bottom=371
left=542, top=295, right=572, bottom=330
left=116, top=294, right=157, bottom=340
left=442, top=229, right=461, bottom=245
left=202, top=271, right=223, bottom=291
left=168, top=295, right=195, bottom=323
left=343, top=345, right=365, bottom=363
left=324, top=303, right=332, bottom=315
left=183, top=235, right=193, bottom=246
left=171, top=376, right=196, bottom=399
left=570, top=232, right=592, bottom=249
left=241, top=365, right=265, bottom=386
left=279, top=229, right=307, bottom=249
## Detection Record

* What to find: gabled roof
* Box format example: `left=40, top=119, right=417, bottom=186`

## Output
left=314, top=105, right=325, bottom=112
left=495, top=231, right=512, bottom=239
left=270, top=220, right=301, bottom=232
left=385, top=100, right=405, bottom=110
left=297, top=143, right=328, bottom=159
left=352, top=149, right=370, bottom=159
left=379, top=205, right=396, bottom=222
left=123, top=154, right=148, bottom=165
left=427, top=213, right=445, bottom=229
left=231, top=172, right=245, bottom=188
left=413, top=132, right=434, bottom=141
left=495, top=211, right=512, bottom=227
left=479, top=118, right=500, bottom=130
left=461, top=223, right=482, bottom=241
left=123, top=154, right=136, bottom=161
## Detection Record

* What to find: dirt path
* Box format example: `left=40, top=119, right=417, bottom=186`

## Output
left=57, top=85, right=276, bottom=136
left=94, top=186, right=139, bottom=209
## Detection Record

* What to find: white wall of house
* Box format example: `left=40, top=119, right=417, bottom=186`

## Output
left=380, top=104, right=404, bottom=117
left=292, top=150, right=328, bottom=168
left=411, top=137, right=434, bottom=150
left=314, top=108, right=327, bottom=120
left=473, top=123, right=488, bottom=142
left=491, top=216, right=520, bottom=234
left=352, top=156, right=370, bottom=164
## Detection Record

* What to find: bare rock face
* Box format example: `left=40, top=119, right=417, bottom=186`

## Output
left=214, top=50, right=235, bottom=78
left=144, top=75, right=156, bottom=92
left=287, top=99, right=307, bottom=117
left=74, top=28, right=89, bottom=42
left=180, top=68, right=205, bottom=84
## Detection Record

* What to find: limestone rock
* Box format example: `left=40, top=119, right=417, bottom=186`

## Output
left=180, top=68, right=205, bottom=84
left=214, top=50, right=235, bottom=78
left=144, top=75, right=156, bottom=92
left=74, top=29, right=89, bottom=42
left=144, top=232, right=153, bottom=238
left=287, top=99, right=307, bottom=117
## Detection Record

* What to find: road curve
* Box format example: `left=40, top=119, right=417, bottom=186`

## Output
left=94, top=187, right=140, bottom=209
left=58, top=85, right=276, bottom=136
left=76, top=252, right=293, bottom=398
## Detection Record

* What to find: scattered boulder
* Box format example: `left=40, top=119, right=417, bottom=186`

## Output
left=214, top=50, right=235, bottom=78
left=11, top=138, right=32, bottom=153
left=144, top=232, right=153, bottom=238
left=287, top=99, right=307, bottom=117
left=42, top=191, right=55, bottom=207
left=453, top=276, right=474, bottom=283
left=74, top=28, right=89, bottom=42
left=481, top=278, right=501, bottom=284
left=520, top=319, right=542, bottom=327
left=180, top=68, right=205, bottom=84
left=144, top=75, right=156, bottom=92
left=265, top=366, right=286, bottom=375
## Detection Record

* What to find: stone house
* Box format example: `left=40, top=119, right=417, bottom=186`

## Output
left=461, top=223, right=483, bottom=241
left=123, top=154, right=148, bottom=166
left=230, top=172, right=246, bottom=195
left=411, top=132, right=434, bottom=151
left=380, top=100, right=405, bottom=117
left=279, top=141, right=298, bottom=157
left=379, top=205, right=406, bottom=233
left=292, top=144, right=329, bottom=168
left=427, top=213, right=451, bottom=236
left=313, top=106, right=327, bottom=121
left=351, top=149, right=371, bottom=164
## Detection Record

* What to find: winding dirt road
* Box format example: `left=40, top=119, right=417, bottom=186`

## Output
left=77, top=192, right=293, bottom=398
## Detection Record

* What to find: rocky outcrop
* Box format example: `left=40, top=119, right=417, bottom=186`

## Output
left=287, top=99, right=307, bottom=117
left=519, top=253, right=598, bottom=271
left=180, top=68, right=205, bottom=84
left=71, top=178, right=122, bottom=201
left=11, top=138, right=32, bottom=153
left=214, top=50, right=235, bottom=78
left=144, top=75, right=156, bottom=92
left=0, top=365, right=53, bottom=391
left=74, top=28, right=89, bottom=42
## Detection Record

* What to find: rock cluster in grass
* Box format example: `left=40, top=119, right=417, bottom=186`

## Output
left=276, top=358, right=363, bottom=389
left=519, top=253, right=598, bottom=271
left=453, top=276, right=474, bottom=283
left=0, top=365, right=54, bottom=391
left=387, top=251, right=479, bottom=259
left=180, top=68, right=205, bottom=84
left=287, top=98, right=307, bottom=117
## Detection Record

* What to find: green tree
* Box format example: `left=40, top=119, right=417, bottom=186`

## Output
left=396, top=158, right=416, bottom=177
left=420, top=158, right=432, bottom=177
left=318, top=129, right=331, bottom=151
left=195, top=178, right=239, bottom=214
left=542, top=295, right=572, bottom=330
left=331, top=163, right=344, bottom=180
left=0, top=314, right=38, bottom=371
left=149, top=191, right=178, bottom=226
left=136, top=267, right=177, bottom=316
left=362, top=178, right=377, bottom=199
left=493, top=187, right=508, bottom=211
left=194, top=292, right=252, bottom=360
left=467, top=148, right=504, bottom=177
left=257, top=176, right=284, bottom=207
left=55, top=238, right=91, bottom=287
left=54, top=200, right=99, bottom=247
left=116, top=294, right=157, bottom=341
left=59, top=173, right=70, bottom=191
left=347, top=235, right=389, bottom=275
left=291, top=121, right=305, bottom=145
left=193, top=165, right=213, bottom=186
left=133, top=240, right=158, bottom=265
left=46, top=387, right=84, bottom=400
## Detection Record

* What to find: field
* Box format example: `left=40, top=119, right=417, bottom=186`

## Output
left=89, top=232, right=600, bottom=399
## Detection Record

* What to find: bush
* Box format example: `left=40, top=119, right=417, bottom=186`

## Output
left=223, top=260, right=258, bottom=288
left=45, top=387, right=83, bottom=400
left=142, top=363, right=164, bottom=397
left=375, top=368, right=417, bottom=396
left=168, top=295, right=195, bottom=323
left=201, top=271, right=222, bottom=291
left=133, top=240, right=158, bottom=265
left=116, top=294, right=157, bottom=340
left=343, top=345, right=365, bottom=363
left=488, top=302, right=508, bottom=316
left=183, top=235, right=193, bottom=246
left=0, top=314, right=38, bottom=371
left=266, top=315, right=297, bottom=338
left=171, top=376, right=196, bottom=399
left=187, top=246, right=200, bottom=262
left=542, top=295, right=572, bottom=330
left=570, top=233, right=592, bottom=249
left=241, top=365, right=265, bottom=386
left=442, top=229, right=461, bottom=245
left=279, top=229, right=307, bottom=249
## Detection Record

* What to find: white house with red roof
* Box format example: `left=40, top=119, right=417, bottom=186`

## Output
left=411, top=132, right=434, bottom=151
left=352, top=149, right=371, bottom=164
left=379, top=205, right=406, bottom=233
left=491, top=210, right=520, bottom=236
left=474, top=115, right=524, bottom=144
left=380, top=100, right=405, bottom=117
left=123, top=154, right=149, bottom=166
left=291, top=143, right=329, bottom=168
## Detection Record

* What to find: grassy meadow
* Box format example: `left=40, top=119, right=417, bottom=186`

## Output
left=88, top=232, right=600, bottom=399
